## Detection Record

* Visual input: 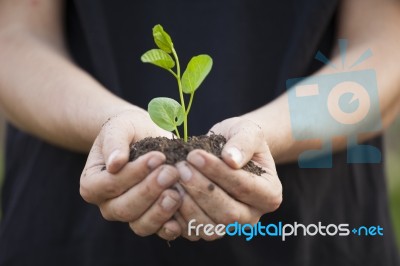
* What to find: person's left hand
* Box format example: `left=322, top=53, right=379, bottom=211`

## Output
left=159, top=117, right=283, bottom=241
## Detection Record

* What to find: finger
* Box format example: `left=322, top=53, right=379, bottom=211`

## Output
left=80, top=151, right=165, bottom=204
left=173, top=183, right=219, bottom=241
left=84, top=135, right=106, bottom=172
left=173, top=211, right=200, bottom=241
left=187, top=150, right=282, bottom=213
left=101, top=117, right=136, bottom=173
left=99, top=165, right=179, bottom=222
left=221, top=120, right=266, bottom=169
left=178, top=191, right=223, bottom=241
left=176, top=161, right=259, bottom=225
left=157, top=219, right=182, bottom=241
left=169, top=183, right=200, bottom=241
left=129, top=189, right=181, bottom=237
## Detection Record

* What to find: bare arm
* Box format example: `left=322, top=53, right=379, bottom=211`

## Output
left=169, top=0, right=400, bottom=240
left=0, top=0, right=147, bottom=152
left=243, top=0, right=400, bottom=163
left=0, top=0, right=183, bottom=241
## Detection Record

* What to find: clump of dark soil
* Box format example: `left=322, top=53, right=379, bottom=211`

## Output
left=129, top=134, right=265, bottom=176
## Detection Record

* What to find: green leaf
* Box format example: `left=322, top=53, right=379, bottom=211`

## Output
left=141, top=49, right=175, bottom=70
left=152, top=24, right=173, bottom=53
left=148, top=97, right=184, bottom=132
left=181, top=54, right=213, bottom=94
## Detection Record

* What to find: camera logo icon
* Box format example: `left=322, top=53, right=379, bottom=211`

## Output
left=286, top=40, right=382, bottom=168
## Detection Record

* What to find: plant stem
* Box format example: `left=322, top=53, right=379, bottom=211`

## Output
left=167, top=68, right=178, bottom=79
left=172, top=47, right=188, bottom=142
left=186, top=92, right=195, bottom=115
left=174, top=127, right=181, bottom=139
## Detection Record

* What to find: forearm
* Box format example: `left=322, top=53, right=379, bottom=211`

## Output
left=0, top=28, right=144, bottom=152
left=243, top=0, right=400, bottom=163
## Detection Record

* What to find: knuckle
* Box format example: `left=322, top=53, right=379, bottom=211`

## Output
left=79, top=174, right=124, bottom=204
left=102, top=176, right=123, bottom=197
left=267, top=186, right=283, bottom=213
left=270, top=193, right=283, bottom=212
left=99, top=206, right=114, bottom=221
left=79, top=180, right=95, bottom=203
left=112, top=202, right=135, bottom=222
left=219, top=209, right=241, bottom=225
left=153, top=209, right=172, bottom=224
left=137, top=167, right=176, bottom=201
left=137, top=183, right=153, bottom=201
left=129, top=222, right=151, bottom=237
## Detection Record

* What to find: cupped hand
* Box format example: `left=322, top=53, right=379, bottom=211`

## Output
left=163, top=117, right=283, bottom=241
left=80, top=109, right=182, bottom=240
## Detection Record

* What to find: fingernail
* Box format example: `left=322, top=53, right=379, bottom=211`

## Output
left=157, top=168, right=176, bottom=187
left=161, top=196, right=178, bottom=211
left=165, top=228, right=178, bottom=240
left=107, top=150, right=120, bottom=166
left=176, top=162, right=192, bottom=182
left=226, top=147, right=243, bottom=166
left=148, top=156, right=164, bottom=170
left=188, top=153, right=205, bottom=168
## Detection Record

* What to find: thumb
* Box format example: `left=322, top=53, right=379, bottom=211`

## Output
left=221, top=122, right=265, bottom=169
left=102, top=120, right=135, bottom=174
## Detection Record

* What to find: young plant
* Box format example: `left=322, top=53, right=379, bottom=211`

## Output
left=141, top=24, right=213, bottom=142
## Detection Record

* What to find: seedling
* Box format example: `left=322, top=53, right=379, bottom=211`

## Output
left=141, top=24, right=213, bottom=142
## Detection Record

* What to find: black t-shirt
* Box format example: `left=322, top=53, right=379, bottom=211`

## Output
left=1, top=1, right=399, bottom=265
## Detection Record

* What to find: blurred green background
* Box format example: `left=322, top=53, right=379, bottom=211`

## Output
left=0, top=115, right=399, bottom=247
left=386, top=116, right=400, bottom=245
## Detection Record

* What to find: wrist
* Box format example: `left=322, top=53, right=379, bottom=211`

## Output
left=241, top=108, right=293, bottom=164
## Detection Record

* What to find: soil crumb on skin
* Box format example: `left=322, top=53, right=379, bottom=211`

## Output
left=129, top=134, right=265, bottom=176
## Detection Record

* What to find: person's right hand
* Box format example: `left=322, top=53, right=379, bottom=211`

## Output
left=79, top=109, right=183, bottom=240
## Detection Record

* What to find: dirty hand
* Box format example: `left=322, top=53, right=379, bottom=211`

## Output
left=80, top=109, right=183, bottom=240
left=164, top=117, right=283, bottom=241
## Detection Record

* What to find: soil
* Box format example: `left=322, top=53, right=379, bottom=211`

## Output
left=129, top=134, right=265, bottom=176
